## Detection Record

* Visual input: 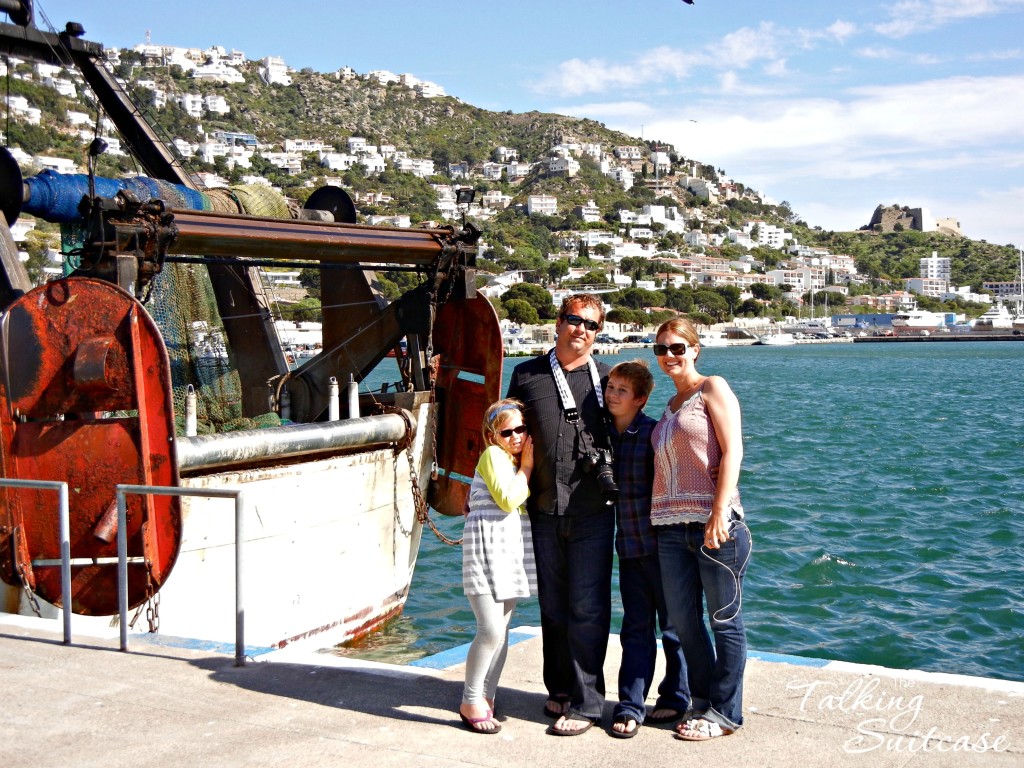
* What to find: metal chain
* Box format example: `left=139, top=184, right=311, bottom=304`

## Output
left=17, top=565, right=42, bottom=617
left=128, top=566, right=160, bottom=633
left=385, top=405, right=462, bottom=547
left=146, top=586, right=160, bottom=633
left=393, top=443, right=413, bottom=539
left=12, top=528, right=42, bottom=617
left=405, top=438, right=462, bottom=547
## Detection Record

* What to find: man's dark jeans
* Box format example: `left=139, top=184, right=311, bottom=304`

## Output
left=530, top=510, right=614, bottom=721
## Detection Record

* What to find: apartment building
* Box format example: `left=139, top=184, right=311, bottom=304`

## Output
left=904, top=277, right=947, bottom=298
left=260, top=57, right=292, bottom=86
left=527, top=195, right=558, bottom=217
left=919, top=251, right=951, bottom=281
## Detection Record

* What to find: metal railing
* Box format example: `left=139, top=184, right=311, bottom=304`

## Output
left=116, top=484, right=248, bottom=666
left=0, top=478, right=71, bottom=644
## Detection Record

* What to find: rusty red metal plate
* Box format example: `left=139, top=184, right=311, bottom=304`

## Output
left=430, top=293, right=503, bottom=516
left=0, top=278, right=180, bottom=614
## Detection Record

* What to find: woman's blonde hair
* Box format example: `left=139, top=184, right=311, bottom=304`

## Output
left=481, top=398, right=527, bottom=452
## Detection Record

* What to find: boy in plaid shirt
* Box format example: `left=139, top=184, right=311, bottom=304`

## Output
left=604, top=360, right=689, bottom=738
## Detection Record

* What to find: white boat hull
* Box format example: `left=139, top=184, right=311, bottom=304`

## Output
left=758, top=333, right=797, bottom=346
left=698, top=332, right=728, bottom=347
left=2, top=402, right=435, bottom=650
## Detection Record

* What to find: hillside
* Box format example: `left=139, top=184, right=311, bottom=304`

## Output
left=4, top=43, right=1021, bottom=323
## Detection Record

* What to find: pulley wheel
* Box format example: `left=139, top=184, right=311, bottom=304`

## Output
left=304, top=185, right=357, bottom=224
left=0, top=146, right=24, bottom=227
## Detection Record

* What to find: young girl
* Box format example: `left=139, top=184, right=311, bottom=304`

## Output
left=459, top=398, right=537, bottom=734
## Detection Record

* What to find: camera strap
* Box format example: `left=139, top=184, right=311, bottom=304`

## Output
left=548, top=349, right=603, bottom=423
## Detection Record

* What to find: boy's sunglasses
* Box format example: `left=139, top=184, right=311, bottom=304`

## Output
left=653, top=342, right=690, bottom=357
left=562, top=314, right=600, bottom=332
left=498, top=425, right=528, bottom=438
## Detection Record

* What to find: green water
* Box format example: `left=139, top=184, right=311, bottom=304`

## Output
left=340, top=342, right=1024, bottom=683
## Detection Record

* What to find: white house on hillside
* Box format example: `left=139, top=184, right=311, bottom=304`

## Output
left=606, top=166, right=634, bottom=190
left=191, top=60, right=244, bottom=84
left=527, top=195, right=558, bottom=217
left=260, top=56, right=292, bottom=86
left=549, top=156, right=580, bottom=176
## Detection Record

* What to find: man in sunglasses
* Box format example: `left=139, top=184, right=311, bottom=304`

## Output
left=506, top=293, right=614, bottom=736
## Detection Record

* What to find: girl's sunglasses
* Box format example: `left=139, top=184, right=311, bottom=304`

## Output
left=653, top=342, right=690, bottom=356
left=498, top=425, right=528, bottom=438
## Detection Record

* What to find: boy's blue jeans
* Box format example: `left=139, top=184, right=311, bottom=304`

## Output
left=614, top=552, right=689, bottom=723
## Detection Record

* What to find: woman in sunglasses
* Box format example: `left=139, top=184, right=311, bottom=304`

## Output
left=459, top=398, right=537, bottom=734
left=650, top=317, right=752, bottom=741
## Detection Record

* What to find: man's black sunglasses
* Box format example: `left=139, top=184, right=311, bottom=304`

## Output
left=562, top=314, right=600, bottom=332
left=653, top=342, right=690, bottom=356
left=498, top=425, right=528, bottom=438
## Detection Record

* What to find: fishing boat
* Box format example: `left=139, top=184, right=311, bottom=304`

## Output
left=0, top=9, right=501, bottom=649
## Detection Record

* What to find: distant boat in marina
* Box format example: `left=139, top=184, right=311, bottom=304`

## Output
left=972, top=303, right=1015, bottom=331
left=891, top=310, right=950, bottom=335
left=698, top=330, right=728, bottom=347
left=758, top=331, right=797, bottom=346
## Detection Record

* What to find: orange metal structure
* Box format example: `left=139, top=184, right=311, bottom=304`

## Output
left=0, top=279, right=180, bottom=614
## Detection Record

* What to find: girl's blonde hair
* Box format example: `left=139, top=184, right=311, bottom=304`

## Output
left=481, top=398, right=526, bottom=454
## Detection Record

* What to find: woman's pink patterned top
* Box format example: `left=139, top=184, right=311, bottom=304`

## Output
left=651, top=385, right=742, bottom=526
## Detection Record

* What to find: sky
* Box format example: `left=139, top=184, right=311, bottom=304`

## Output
left=23, top=0, right=1024, bottom=248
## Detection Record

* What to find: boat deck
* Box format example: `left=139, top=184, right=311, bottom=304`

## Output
left=1, top=614, right=1021, bottom=767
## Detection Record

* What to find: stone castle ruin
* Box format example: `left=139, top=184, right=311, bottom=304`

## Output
left=866, top=205, right=962, bottom=236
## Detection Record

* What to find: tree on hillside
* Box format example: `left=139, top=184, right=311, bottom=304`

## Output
left=298, top=268, right=320, bottom=298
left=751, top=283, right=781, bottom=301
left=693, top=288, right=730, bottom=322
left=280, top=296, right=322, bottom=323
left=22, top=229, right=58, bottom=285
left=606, top=307, right=639, bottom=326
left=501, top=282, right=556, bottom=319
left=571, top=269, right=611, bottom=287
left=662, top=285, right=695, bottom=312
left=649, top=309, right=676, bottom=326
left=546, top=259, right=570, bottom=285
left=737, top=298, right=763, bottom=317
left=615, top=287, right=666, bottom=310
left=504, top=298, right=540, bottom=325
left=619, top=256, right=647, bottom=281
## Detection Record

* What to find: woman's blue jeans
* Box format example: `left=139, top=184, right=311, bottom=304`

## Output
left=657, top=517, right=751, bottom=730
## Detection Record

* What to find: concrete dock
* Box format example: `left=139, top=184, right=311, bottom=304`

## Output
left=1, top=615, right=1021, bottom=767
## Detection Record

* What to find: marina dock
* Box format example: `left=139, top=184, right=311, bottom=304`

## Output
left=1, top=614, right=1020, bottom=767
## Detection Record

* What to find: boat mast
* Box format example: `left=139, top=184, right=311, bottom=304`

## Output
left=1018, top=248, right=1023, bottom=317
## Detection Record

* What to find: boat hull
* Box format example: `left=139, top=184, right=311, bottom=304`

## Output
left=1, top=400, right=434, bottom=649
left=758, top=333, right=797, bottom=346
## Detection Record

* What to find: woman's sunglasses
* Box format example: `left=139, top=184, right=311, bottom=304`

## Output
left=562, top=314, right=600, bottom=332
left=498, top=425, right=528, bottom=438
left=653, top=342, right=690, bottom=356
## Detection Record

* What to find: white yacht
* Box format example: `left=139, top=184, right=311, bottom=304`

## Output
left=972, top=303, right=1014, bottom=331
left=891, top=310, right=949, bottom=335
left=698, top=330, right=729, bottom=347
left=758, top=331, right=797, bottom=346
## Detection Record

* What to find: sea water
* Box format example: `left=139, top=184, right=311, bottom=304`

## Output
left=338, top=342, right=1024, bottom=683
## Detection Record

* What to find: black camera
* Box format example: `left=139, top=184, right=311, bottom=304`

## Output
left=582, top=449, right=619, bottom=504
